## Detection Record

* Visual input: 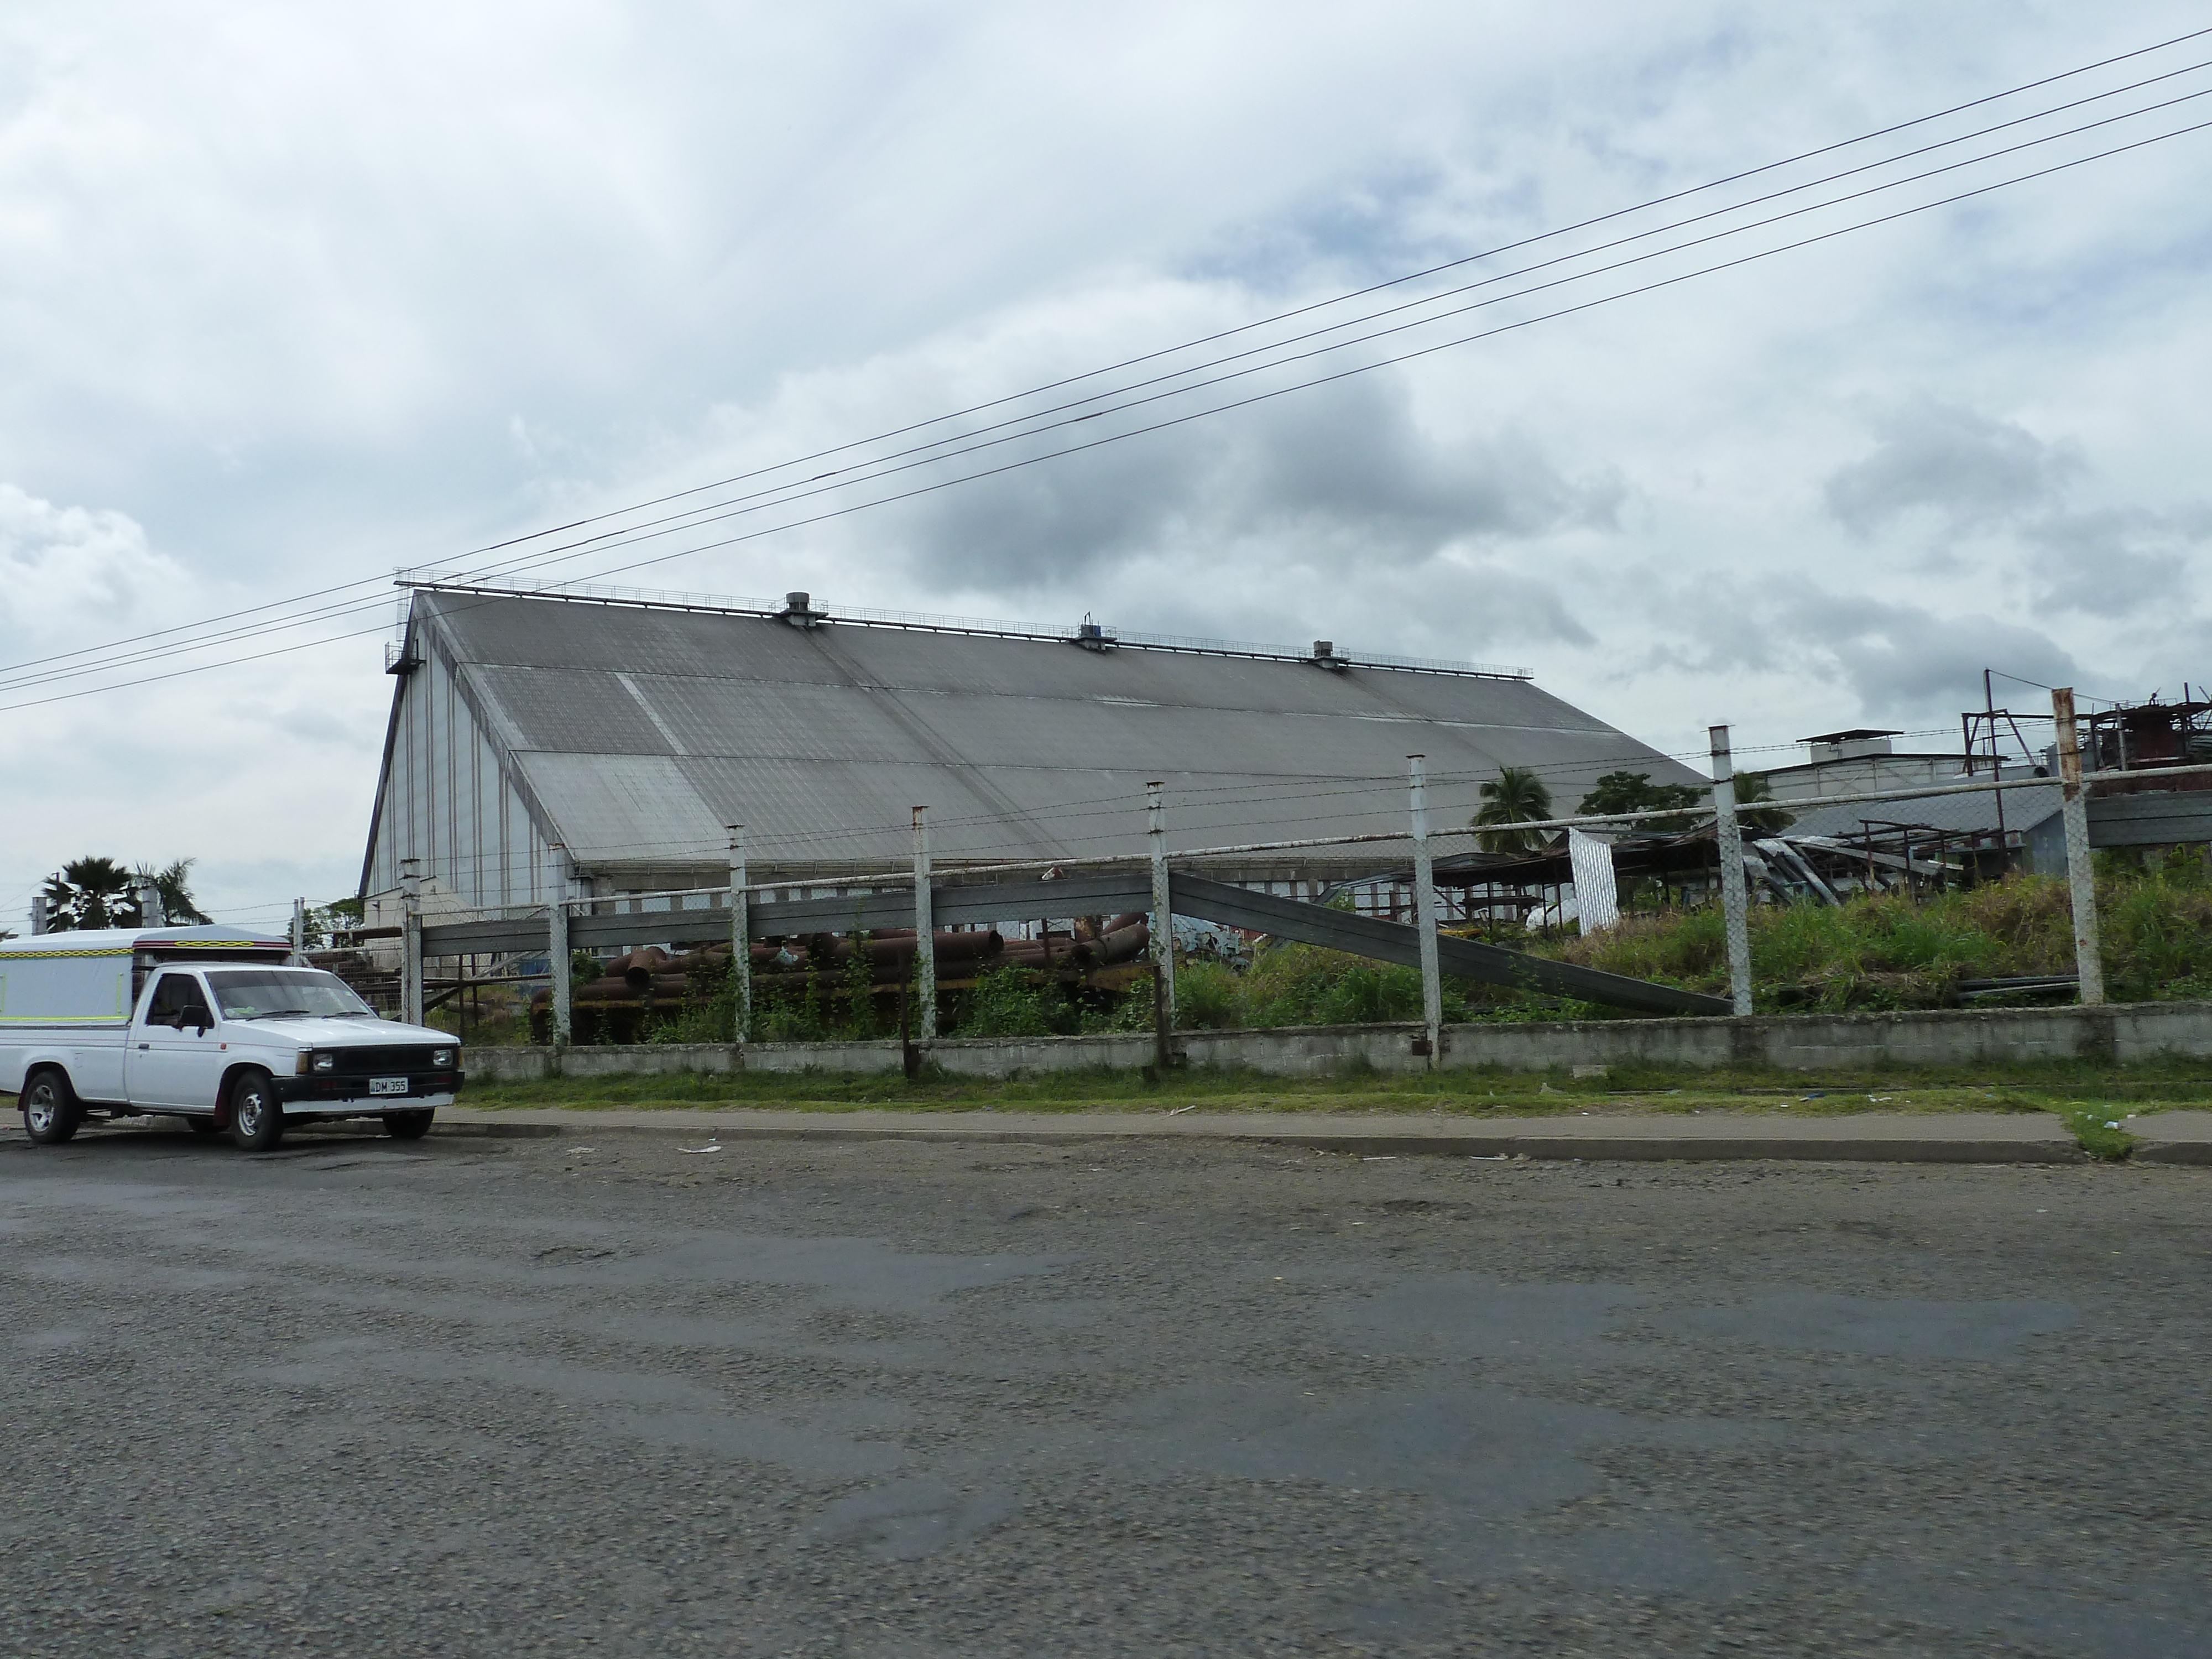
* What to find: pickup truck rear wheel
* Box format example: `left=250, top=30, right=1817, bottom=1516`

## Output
left=21, top=1070, right=83, bottom=1145
left=383, top=1109, right=434, bottom=1140
left=228, top=1071, right=284, bottom=1151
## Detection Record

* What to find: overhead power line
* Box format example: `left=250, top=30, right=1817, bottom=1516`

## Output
left=449, top=21, right=2212, bottom=555
left=8, top=25, right=2209, bottom=693
left=3, top=38, right=2210, bottom=712
left=416, top=50, right=2212, bottom=577
left=458, top=113, right=2212, bottom=602
left=393, top=81, right=2212, bottom=599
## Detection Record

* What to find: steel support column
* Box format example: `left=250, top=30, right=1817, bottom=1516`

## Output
left=1409, top=755, right=1443, bottom=1065
left=1147, top=781, right=1174, bottom=1061
left=400, top=857, right=424, bottom=1026
left=1709, top=725, right=1754, bottom=1017
left=912, top=807, right=937, bottom=1041
left=2053, top=688, right=2106, bottom=1006
left=728, top=825, right=750, bottom=1043
left=548, top=844, right=573, bottom=1046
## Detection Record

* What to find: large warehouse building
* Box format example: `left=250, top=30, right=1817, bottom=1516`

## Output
left=359, top=581, right=1703, bottom=918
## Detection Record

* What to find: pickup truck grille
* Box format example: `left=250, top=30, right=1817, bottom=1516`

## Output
left=324, top=1045, right=445, bottom=1072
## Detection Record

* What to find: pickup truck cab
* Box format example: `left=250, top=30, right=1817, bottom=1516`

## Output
left=1, top=926, right=463, bottom=1150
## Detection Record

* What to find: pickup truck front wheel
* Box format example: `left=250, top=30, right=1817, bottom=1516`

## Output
left=21, top=1070, right=83, bottom=1145
left=229, top=1071, right=285, bottom=1152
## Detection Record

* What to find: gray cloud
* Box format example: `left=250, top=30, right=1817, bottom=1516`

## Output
left=1780, top=592, right=2079, bottom=718
left=1620, top=576, right=2081, bottom=725
left=1822, top=399, right=2084, bottom=537
left=882, top=372, right=1620, bottom=592
left=1818, top=401, right=2208, bottom=627
left=2023, top=506, right=2203, bottom=619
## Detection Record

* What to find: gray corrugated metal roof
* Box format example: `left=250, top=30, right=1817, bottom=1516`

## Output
left=1784, top=782, right=2063, bottom=841
left=414, top=588, right=1703, bottom=873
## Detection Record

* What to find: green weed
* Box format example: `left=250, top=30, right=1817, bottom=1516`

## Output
left=2060, top=1107, right=2136, bottom=1160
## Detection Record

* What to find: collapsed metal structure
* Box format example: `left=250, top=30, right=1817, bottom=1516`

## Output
left=340, top=579, right=2212, bottom=1047
left=343, top=580, right=1731, bottom=1046
left=357, top=580, right=1707, bottom=910
left=406, top=853, right=1728, bottom=1057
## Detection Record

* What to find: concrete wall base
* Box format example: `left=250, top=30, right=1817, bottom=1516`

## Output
left=459, top=1000, right=2212, bottom=1083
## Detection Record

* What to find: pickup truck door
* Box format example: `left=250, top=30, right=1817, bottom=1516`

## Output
left=129, top=972, right=226, bottom=1110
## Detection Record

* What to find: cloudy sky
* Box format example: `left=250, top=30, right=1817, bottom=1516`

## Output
left=4, top=1, right=2209, bottom=925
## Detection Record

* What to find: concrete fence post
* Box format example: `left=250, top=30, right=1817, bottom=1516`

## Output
left=2052, top=688, right=2106, bottom=1006
left=548, top=843, right=572, bottom=1047
left=400, top=857, right=424, bottom=1026
left=911, top=806, right=936, bottom=1041
left=1408, top=754, right=1443, bottom=1067
left=728, top=824, right=750, bottom=1044
left=1709, top=725, right=1754, bottom=1017
left=1147, top=781, right=1175, bottom=1063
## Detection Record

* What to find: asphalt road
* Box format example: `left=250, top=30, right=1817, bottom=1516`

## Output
left=2, top=1120, right=2206, bottom=1658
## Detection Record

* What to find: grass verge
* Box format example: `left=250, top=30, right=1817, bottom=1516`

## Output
left=453, top=1055, right=2212, bottom=1121
left=2059, top=1107, right=2137, bottom=1160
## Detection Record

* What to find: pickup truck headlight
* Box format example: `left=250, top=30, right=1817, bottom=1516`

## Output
left=432, top=1047, right=456, bottom=1068
left=312, top=1052, right=336, bottom=1073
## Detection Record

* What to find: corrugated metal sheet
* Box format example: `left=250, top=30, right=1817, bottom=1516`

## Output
left=1785, top=783, right=2063, bottom=840
left=510, top=753, right=731, bottom=859
left=379, top=588, right=1705, bottom=882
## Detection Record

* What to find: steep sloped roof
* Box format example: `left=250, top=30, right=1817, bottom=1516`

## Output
left=400, top=585, right=1700, bottom=875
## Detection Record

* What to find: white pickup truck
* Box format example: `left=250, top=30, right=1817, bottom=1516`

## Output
left=1, top=925, right=464, bottom=1150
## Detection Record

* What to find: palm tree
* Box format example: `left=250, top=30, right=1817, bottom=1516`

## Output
left=41, top=856, right=137, bottom=930
left=1472, top=767, right=1555, bottom=854
left=38, top=855, right=209, bottom=930
left=137, top=859, right=211, bottom=925
left=1732, top=771, right=1795, bottom=836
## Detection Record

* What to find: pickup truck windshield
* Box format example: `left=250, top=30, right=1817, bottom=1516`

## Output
left=205, top=969, right=375, bottom=1021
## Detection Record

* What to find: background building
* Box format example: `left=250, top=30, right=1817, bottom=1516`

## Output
left=358, top=581, right=1708, bottom=924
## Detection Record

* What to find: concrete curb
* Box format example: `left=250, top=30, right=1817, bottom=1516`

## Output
left=2131, top=1109, right=2212, bottom=1165
left=435, top=1108, right=2090, bottom=1165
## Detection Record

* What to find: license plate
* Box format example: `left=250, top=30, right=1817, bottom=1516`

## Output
left=369, top=1077, right=409, bottom=1096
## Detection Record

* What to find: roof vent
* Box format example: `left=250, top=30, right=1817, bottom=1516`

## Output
left=1311, top=640, right=1347, bottom=672
left=780, top=591, right=827, bottom=629
left=1069, top=614, right=1114, bottom=652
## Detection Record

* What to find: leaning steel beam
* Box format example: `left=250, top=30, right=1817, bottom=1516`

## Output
left=1168, top=872, right=1728, bottom=1017
left=419, top=919, right=551, bottom=956
left=745, top=890, right=916, bottom=933
left=933, top=873, right=1151, bottom=926
left=421, top=873, right=1156, bottom=960
left=2088, top=792, right=2212, bottom=848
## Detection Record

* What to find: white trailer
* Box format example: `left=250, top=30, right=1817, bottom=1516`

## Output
left=1, top=925, right=464, bottom=1151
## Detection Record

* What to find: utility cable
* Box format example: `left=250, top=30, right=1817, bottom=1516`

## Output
left=406, top=54, right=2212, bottom=581
left=4, top=115, right=2201, bottom=713
left=8, top=24, right=2209, bottom=685
left=491, top=113, right=2212, bottom=602
left=415, top=85, right=2212, bottom=601
left=444, top=23, right=2212, bottom=556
